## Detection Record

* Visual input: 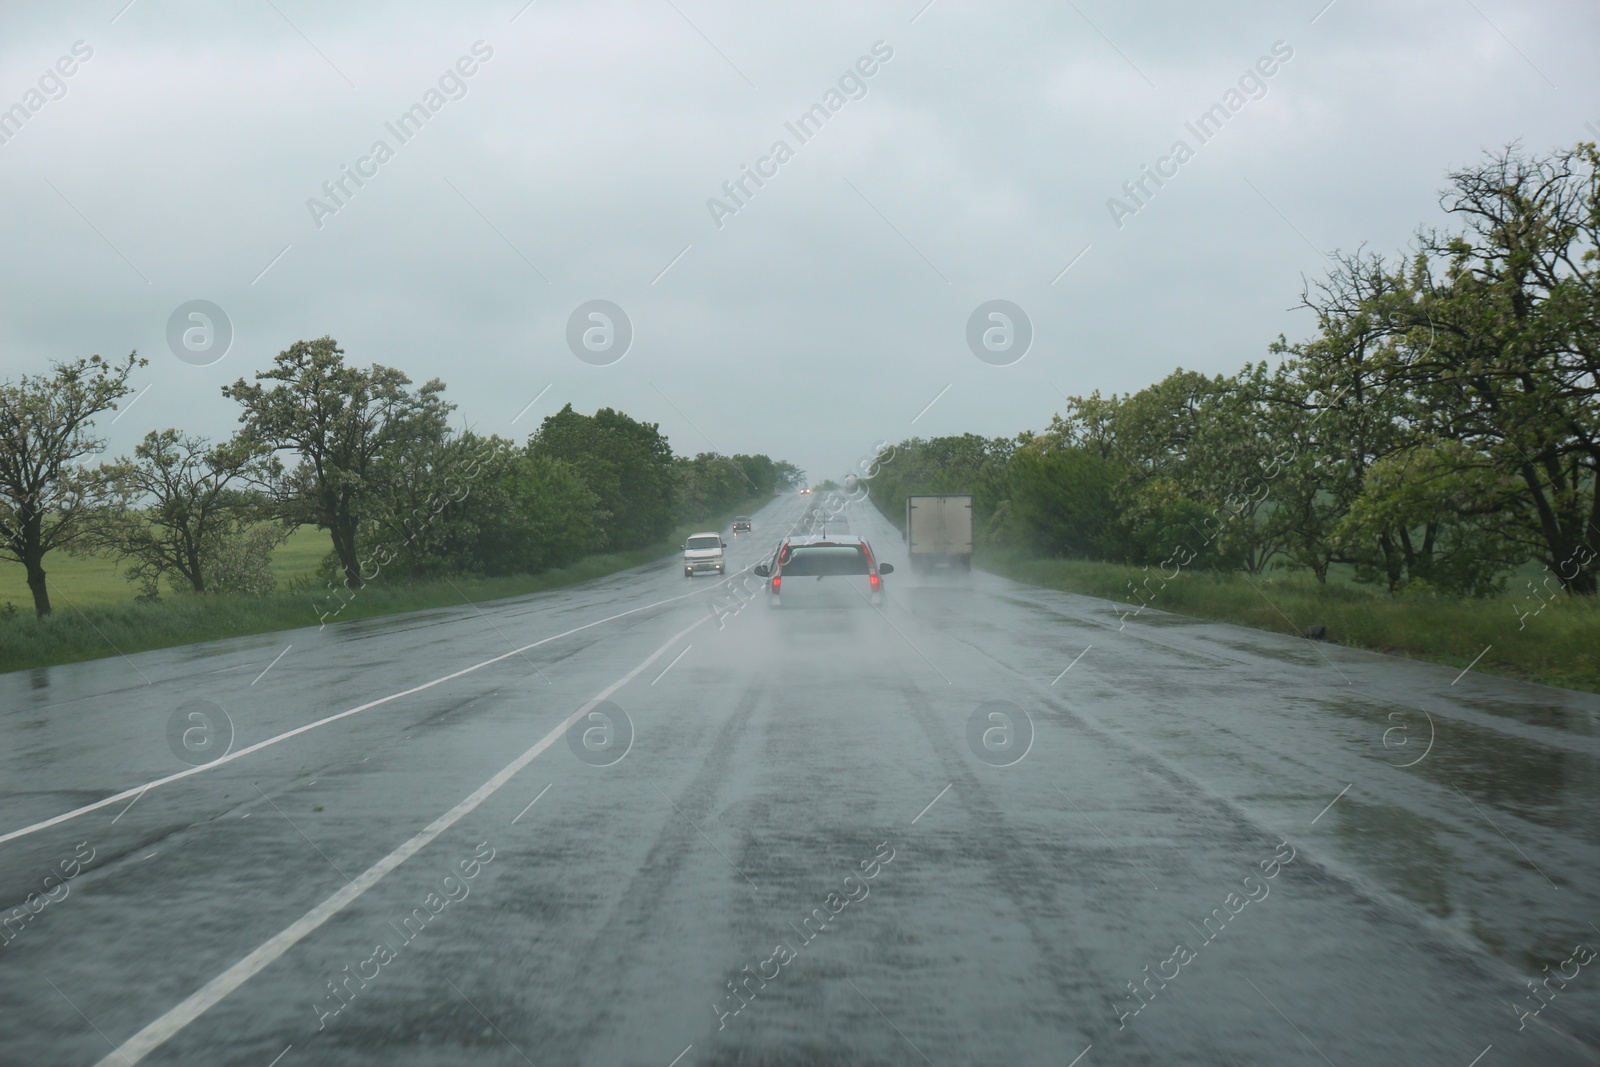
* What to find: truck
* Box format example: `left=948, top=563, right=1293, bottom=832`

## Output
left=904, top=495, right=974, bottom=573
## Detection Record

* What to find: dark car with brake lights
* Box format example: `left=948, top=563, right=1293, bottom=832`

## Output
left=752, top=534, right=893, bottom=609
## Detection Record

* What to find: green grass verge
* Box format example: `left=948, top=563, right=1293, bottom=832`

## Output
left=0, top=508, right=759, bottom=674
left=980, top=549, right=1600, bottom=694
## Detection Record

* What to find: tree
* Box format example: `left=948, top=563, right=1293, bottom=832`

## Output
left=1282, top=248, right=1498, bottom=588
left=1406, top=143, right=1600, bottom=592
left=359, top=430, right=485, bottom=580
left=0, top=353, right=142, bottom=616
left=86, top=429, right=285, bottom=598
left=1098, top=367, right=1289, bottom=571
left=728, top=454, right=778, bottom=499
left=528, top=405, right=674, bottom=550
left=1007, top=444, right=1124, bottom=559
left=772, top=460, right=805, bottom=491
left=474, top=443, right=601, bottom=574
left=1037, top=370, right=1285, bottom=570
left=1333, top=440, right=1524, bottom=595
left=866, top=434, right=1014, bottom=538
left=1285, top=144, right=1600, bottom=593
left=358, top=433, right=601, bottom=579
left=223, top=338, right=451, bottom=589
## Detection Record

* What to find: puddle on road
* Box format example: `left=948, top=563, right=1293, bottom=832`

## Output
left=1453, top=695, right=1600, bottom=737
left=1208, top=635, right=1330, bottom=669
left=1319, top=696, right=1600, bottom=841
left=1413, top=724, right=1599, bottom=839
left=1327, top=796, right=1455, bottom=918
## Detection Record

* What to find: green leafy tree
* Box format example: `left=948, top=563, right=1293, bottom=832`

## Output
left=1283, top=144, right=1600, bottom=594
left=360, top=430, right=487, bottom=580
left=728, top=454, right=777, bottom=499
left=771, top=460, right=805, bottom=491
left=1405, top=143, right=1600, bottom=592
left=1007, top=443, right=1125, bottom=559
left=528, top=405, right=674, bottom=550
left=223, top=338, right=451, bottom=589
left=1333, top=440, right=1523, bottom=595
left=1040, top=370, right=1281, bottom=570
left=85, top=429, right=286, bottom=598
left=672, top=454, right=734, bottom=525
left=866, top=434, right=1013, bottom=538
left=474, top=445, right=600, bottom=574
left=364, top=433, right=602, bottom=578
left=0, top=352, right=142, bottom=616
left=1282, top=249, right=1471, bottom=587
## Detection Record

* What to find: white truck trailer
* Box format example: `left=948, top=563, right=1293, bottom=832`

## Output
left=904, top=494, right=974, bottom=573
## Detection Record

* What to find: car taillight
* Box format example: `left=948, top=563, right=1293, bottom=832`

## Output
left=771, top=576, right=781, bottom=592
left=869, top=574, right=880, bottom=590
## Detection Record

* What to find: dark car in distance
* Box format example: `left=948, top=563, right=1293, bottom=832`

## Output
left=732, top=516, right=752, bottom=532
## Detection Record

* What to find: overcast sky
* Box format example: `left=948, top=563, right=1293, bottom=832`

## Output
left=1, top=0, right=1595, bottom=482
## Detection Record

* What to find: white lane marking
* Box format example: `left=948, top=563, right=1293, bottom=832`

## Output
left=510, top=783, right=552, bottom=824
left=251, top=645, right=292, bottom=685
left=1067, top=1045, right=1092, bottom=1067
left=667, top=1044, right=693, bottom=1067
left=265, top=1044, right=292, bottom=1067
left=2, top=589, right=702, bottom=847
left=650, top=644, right=692, bottom=685
left=93, top=612, right=710, bottom=1067
left=911, top=782, right=951, bottom=825
left=1465, top=1046, right=1491, bottom=1067
left=1310, top=783, right=1351, bottom=825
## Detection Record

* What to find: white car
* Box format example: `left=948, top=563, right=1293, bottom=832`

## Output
left=682, top=532, right=726, bottom=578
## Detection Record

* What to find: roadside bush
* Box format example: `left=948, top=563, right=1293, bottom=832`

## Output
left=205, top=523, right=289, bottom=597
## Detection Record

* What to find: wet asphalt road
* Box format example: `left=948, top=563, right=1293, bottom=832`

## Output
left=2, top=494, right=1599, bottom=1066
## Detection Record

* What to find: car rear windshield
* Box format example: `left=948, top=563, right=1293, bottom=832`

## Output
left=686, top=536, right=721, bottom=550
left=781, top=545, right=869, bottom=576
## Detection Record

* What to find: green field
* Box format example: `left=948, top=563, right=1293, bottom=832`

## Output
left=0, top=510, right=755, bottom=673
left=0, top=527, right=331, bottom=613
left=981, top=551, right=1600, bottom=694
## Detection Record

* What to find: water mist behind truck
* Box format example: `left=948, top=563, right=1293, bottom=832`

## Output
left=904, top=495, right=974, bottom=573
